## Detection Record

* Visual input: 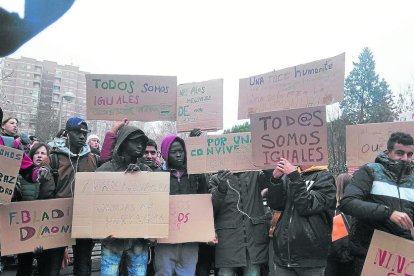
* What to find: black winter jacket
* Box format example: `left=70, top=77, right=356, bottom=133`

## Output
left=339, top=153, right=414, bottom=257
left=267, top=167, right=336, bottom=268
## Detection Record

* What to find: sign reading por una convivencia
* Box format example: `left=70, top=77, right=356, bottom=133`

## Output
left=177, top=79, right=223, bottom=132
left=186, top=132, right=258, bottom=174
left=0, top=198, right=75, bottom=255
left=250, top=106, right=328, bottom=168
left=238, top=53, right=345, bottom=119
left=0, top=145, right=23, bottom=204
left=346, top=121, right=414, bottom=167
left=86, top=74, right=177, bottom=121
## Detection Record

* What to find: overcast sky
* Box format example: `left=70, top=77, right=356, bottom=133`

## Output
left=2, top=0, right=414, bottom=129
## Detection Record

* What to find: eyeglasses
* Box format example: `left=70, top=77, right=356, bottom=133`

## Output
left=392, top=150, right=414, bottom=158
left=145, top=150, right=157, bottom=155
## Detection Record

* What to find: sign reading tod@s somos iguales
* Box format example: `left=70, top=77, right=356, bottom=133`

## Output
left=238, top=53, right=345, bottom=119
left=0, top=144, right=23, bottom=205
left=177, top=79, right=223, bottom=132
left=250, top=106, right=328, bottom=168
left=0, top=198, right=75, bottom=256
left=86, top=74, right=177, bottom=121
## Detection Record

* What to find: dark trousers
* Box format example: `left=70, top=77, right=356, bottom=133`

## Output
left=352, top=257, right=365, bottom=276
left=16, top=252, right=34, bottom=276
left=324, top=259, right=353, bottom=276
left=73, top=238, right=95, bottom=276
left=37, top=247, right=66, bottom=276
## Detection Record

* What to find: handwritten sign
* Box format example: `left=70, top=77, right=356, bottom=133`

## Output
left=86, top=74, right=177, bottom=121
left=0, top=145, right=23, bottom=204
left=186, top=132, right=258, bottom=174
left=177, top=79, right=223, bottom=132
left=0, top=198, right=74, bottom=255
left=361, top=230, right=414, bottom=276
left=72, top=172, right=170, bottom=239
left=158, top=194, right=215, bottom=244
left=238, top=53, right=345, bottom=119
left=346, top=121, right=414, bottom=167
left=250, top=106, right=328, bottom=168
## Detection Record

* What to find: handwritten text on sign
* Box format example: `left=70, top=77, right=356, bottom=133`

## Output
left=346, top=121, right=414, bottom=167
left=86, top=74, right=177, bottom=121
left=158, top=194, right=215, bottom=244
left=238, top=53, right=345, bottom=119
left=177, top=79, right=223, bottom=132
left=0, top=145, right=23, bottom=204
left=0, top=198, right=74, bottom=255
left=250, top=106, right=328, bottom=167
left=361, top=230, right=414, bottom=276
left=72, top=172, right=170, bottom=239
left=186, top=132, right=258, bottom=174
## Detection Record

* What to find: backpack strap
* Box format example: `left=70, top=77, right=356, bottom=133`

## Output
left=49, top=153, right=60, bottom=187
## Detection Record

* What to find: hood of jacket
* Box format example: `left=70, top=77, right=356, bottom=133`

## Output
left=160, top=134, right=186, bottom=170
left=53, top=139, right=90, bottom=157
left=112, top=125, right=148, bottom=165
left=375, top=151, right=414, bottom=178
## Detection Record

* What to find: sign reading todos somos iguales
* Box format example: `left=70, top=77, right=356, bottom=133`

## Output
left=86, top=74, right=177, bottom=121
left=238, top=53, right=345, bottom=119
left=0, top=145, right=23, bottom=205
left=250, top=106, right=328, bottom=168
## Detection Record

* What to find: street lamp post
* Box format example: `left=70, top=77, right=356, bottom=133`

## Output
left=57, top=91, right=76, bottom=131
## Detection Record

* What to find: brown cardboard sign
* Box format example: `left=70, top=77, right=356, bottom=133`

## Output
left=0, top=145, right=23, bottom=204
left=250, top=106, right=328, bottom=168
left=186, top=132, right=259, bottom=174
left=0, top=198, right=75, bottom=255
left=238, top=53, right=345, bottom=119
left=177, top=79, right=223, bottom=132
left=72, top=172, right=170, bottom=239
left=86, top=74, right=177, bottom=121
left=158, top=194, right=215, bottom=244
left=361, top=230, right=414, bottom=276
left=346, top=121, right=414, bottom=167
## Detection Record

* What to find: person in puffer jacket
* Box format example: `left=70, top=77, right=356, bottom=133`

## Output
left=96, top=125, right=151, bottom=276
left=267, top=158, right=336, bottom=276
left=340, top=132, right=414, bottom=276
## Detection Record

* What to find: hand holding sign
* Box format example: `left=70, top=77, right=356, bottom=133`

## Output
left=274, top=158, right=297, bottom=176
left=390, top=211, right=413, bottom=231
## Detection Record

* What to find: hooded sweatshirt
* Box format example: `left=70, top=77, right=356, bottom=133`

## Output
left=38, top=138, right=97, bottom=199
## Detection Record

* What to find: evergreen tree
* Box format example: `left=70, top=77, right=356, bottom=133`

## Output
left=223, top=121, right=250, bottom=134
left=340, top=47, right=396, bottom=124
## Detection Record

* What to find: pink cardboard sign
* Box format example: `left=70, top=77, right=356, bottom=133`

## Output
left=86, top=74, right=177, bottom=121
left=238, top=53, right=345, bottom=119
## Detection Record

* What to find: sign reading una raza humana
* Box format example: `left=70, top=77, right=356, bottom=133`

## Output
left=0, top=145, right=23, bottom=204
left=158, top=194, right=215, bottom=244
left=86, top=74, right=177, bottom=121
left=72, top=172, right=170, bottom=239
left=0, top=198, right=74, bottom=256
left=177, top=79, right=223, bottom=132
left=346, top=121, right=414, bottom=167
left=250, top=106, right=328, bottom=168
left=238, top=53, right=345, bottom=119
left=186, top=132, right=258, bottom=174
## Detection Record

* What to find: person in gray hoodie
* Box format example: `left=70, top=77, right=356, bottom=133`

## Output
left=96, top=125, right=151, bottom=276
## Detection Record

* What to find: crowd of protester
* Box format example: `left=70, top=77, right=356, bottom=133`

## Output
left=1, top=105, right=413, bottom=276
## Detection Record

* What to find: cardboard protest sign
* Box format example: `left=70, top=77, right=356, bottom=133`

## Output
left=361, top=230, right=414, bottom=276
left=158, top=194, right=215, bottom=244
left=0, top=145, right=23, bottom=204
left=346, top=121, right=414, bottom=167
left=177, top=79, right=223, bottom=132
left=186, top=132, right=258, bottom=174
left=250, top=106, right=328, bottom=168
left=0, top=198, right=74, bottom=255
left=86, top=74, right=177, bottom=121
left=72, top=172, right=170, bottom=239
left=238, top=53, right=345, bottom=119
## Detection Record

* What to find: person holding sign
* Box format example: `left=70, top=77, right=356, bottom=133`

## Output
left=340, top=132, right=414, bottom=276
left=96, top=125, right=152, bottom=276
left=209, top=169, right=273, bottom=276
left=154, top=132, right=208, bottom=276
left=37, top=117, right=98, bottom=276
left=267, top=158, right=336, bottom=276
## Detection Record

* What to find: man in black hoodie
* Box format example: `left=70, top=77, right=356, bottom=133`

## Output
left=340, top=132, right=414, bottom=276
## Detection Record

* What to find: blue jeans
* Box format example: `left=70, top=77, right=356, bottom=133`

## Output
left=219, top=264, right=260, bottom=276
left=274, top=264, right=325, bottom=276
left=101, top=245, right=148, bottom=276
left=154, top=243, right=198, bottom=276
